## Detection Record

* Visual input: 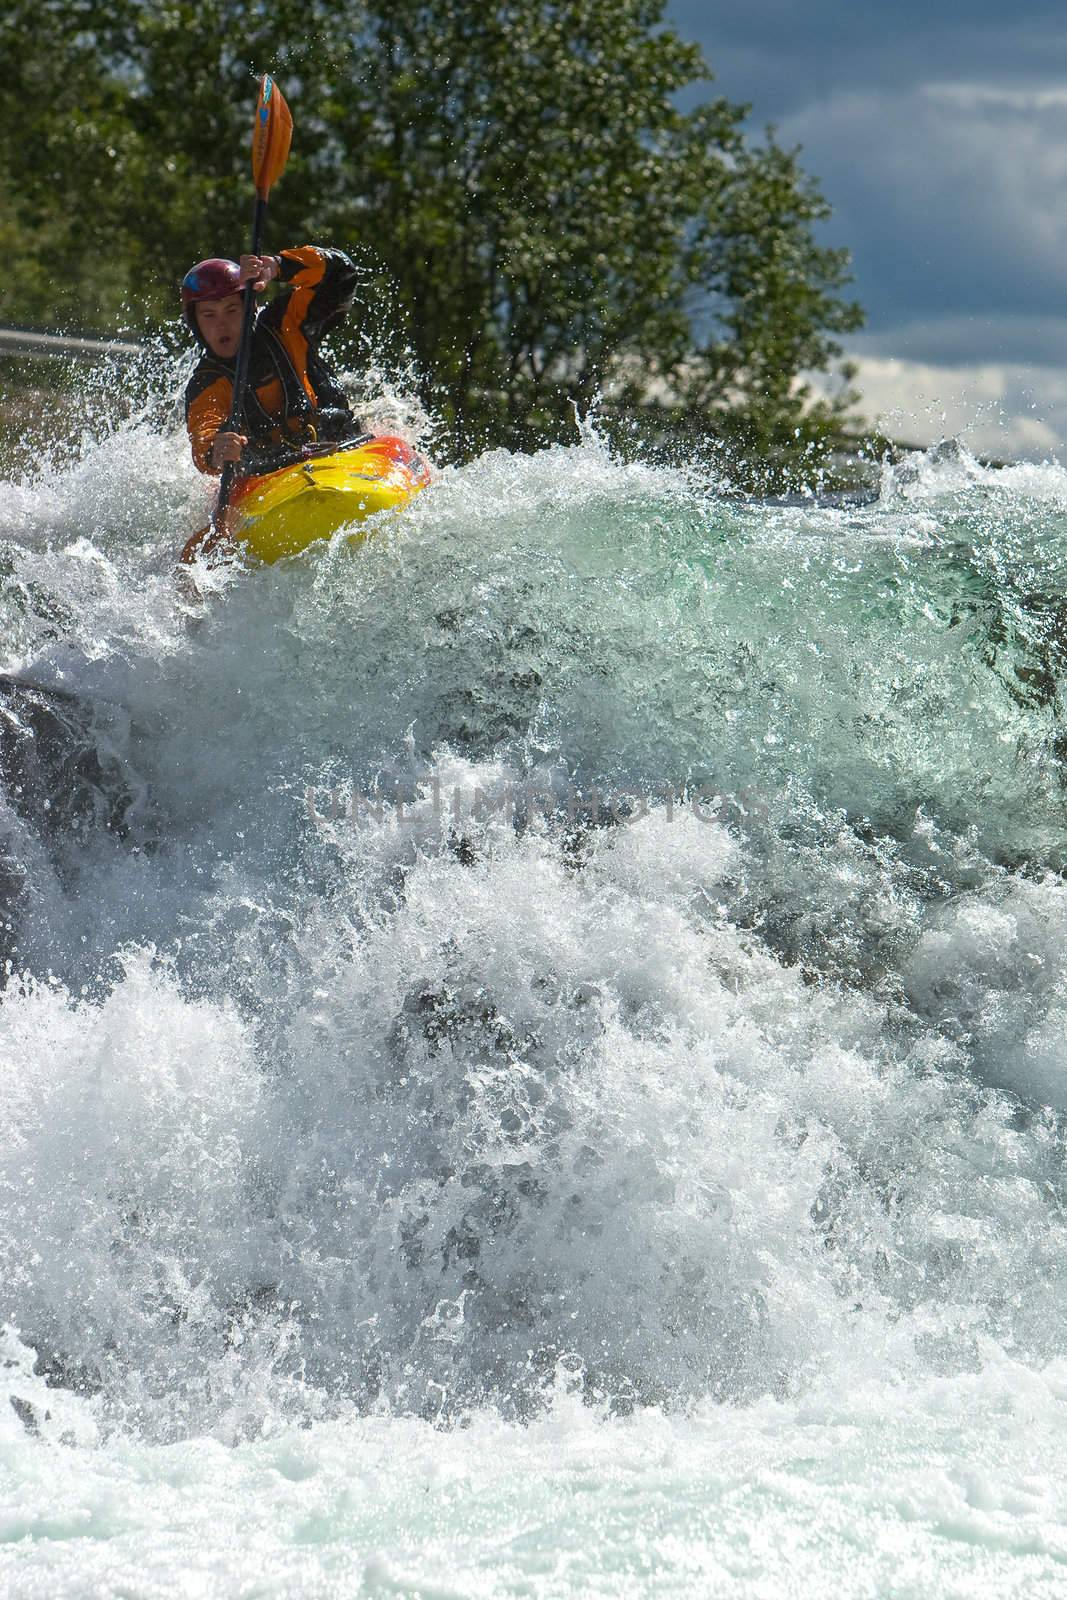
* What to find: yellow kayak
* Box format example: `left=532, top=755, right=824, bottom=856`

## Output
left=226, top=434, right=432, bottom=563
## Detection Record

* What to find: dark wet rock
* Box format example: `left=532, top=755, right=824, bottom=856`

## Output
left=0, top=672, right=145, bottom=975
left=0, top=843, right=28, bottom=973
left=8, top=1393, right=44, bottom=1436
left=0, top=673, right=138, bottom=845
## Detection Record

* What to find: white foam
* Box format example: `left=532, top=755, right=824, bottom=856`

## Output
left=4, top=395, right=1067, bottom=1593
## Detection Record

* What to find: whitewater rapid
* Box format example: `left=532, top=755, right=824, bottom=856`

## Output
left=2, top=402, right=1067, bottom=1595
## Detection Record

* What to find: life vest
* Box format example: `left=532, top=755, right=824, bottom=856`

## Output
left=184, top=245, right=362, bottom=475
left=241, top=323, right=317, bottom=448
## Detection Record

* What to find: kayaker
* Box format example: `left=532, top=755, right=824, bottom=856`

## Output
left=181, top=245, right=363, bottom=476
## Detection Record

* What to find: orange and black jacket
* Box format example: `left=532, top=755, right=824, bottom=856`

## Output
left=184, top=245, right=363, bottom=475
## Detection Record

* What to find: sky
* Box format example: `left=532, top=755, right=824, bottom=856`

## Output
left=665, top=1, right=1067, bottom=458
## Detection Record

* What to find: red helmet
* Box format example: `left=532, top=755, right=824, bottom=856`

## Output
left=180, top=258, right=242, bottom=330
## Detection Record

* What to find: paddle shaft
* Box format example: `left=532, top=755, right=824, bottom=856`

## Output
left=214, top=193, right=268, bottom=527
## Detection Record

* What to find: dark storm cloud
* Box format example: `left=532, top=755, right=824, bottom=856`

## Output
left=666, top=2, right=1067, bottom=120
left=664, top=3, right=1067, bottom=376
left=780, top=83, right=1067, bottom=337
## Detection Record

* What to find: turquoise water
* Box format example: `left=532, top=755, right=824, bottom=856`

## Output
left=1, top=410, right=1067, bottom=1595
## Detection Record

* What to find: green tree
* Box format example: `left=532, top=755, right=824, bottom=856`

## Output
left=0, top=0, right=864, bottom=482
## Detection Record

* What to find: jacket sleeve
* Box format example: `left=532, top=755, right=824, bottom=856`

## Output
left=185, top=369, right=233, bottom=475
left=272, top=245, right=363, bottom=356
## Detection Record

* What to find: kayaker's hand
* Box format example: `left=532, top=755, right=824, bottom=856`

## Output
left=179, top=521, right=235, bottom=567
left=209, top=431, right=248, bottom=470
left=239, top=253, right=281, bottom=292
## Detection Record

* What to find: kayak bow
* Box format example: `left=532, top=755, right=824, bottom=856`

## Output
left=225, top=434, right=432, bottom=563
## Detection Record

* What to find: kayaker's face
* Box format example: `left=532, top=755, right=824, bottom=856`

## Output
left=195, top=294, right=244, bottom=357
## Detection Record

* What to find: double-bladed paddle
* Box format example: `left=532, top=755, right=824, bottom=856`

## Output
left=214, top=73, right=293, bottom=528
left=183, top=74, right=292, bottom=563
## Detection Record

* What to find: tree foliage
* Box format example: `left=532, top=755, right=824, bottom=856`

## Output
left=0, top=0, right=864, bottom=481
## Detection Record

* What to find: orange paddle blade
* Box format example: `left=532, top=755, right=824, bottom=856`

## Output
left=251, top=75, right=292, bottom=198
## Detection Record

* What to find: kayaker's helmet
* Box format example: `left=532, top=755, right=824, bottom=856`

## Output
left=180, top=258, right=242, bottom=336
